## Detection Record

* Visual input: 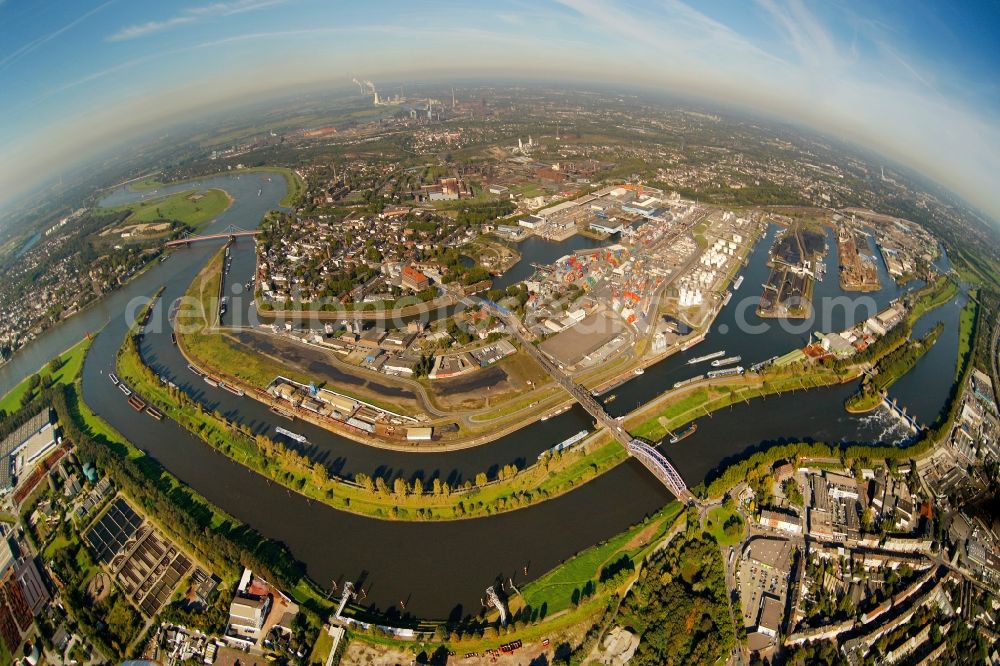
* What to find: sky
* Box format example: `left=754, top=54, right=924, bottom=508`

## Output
left=1, top=0, right=999, bottom=220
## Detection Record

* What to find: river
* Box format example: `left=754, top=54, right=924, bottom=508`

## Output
left=0, top=174, right=966, bottom=618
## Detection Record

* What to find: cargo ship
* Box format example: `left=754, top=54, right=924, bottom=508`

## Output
left=187, top=364, right=204, bottom=377
left=707, top=366, right=744, bottom=379
left=108, top=372, right=120, bottom=386
left=711, top=355, right=742, bottom=367
left=733, top=275, right=744, bottom=290
left=118, top=383, right=132, bottom=397
left=127, top=395, right=146, bottom=411
left=669, top=423, right=697, bottom=444
left=145, top=405, right=164, bottom=420
left=687, top=350, right=726, bottom=365
left=203, top=376, right=219, bottom=387
left=538, top=430, right=589, bottom=459
left=221, top=382, right=245, bottom=397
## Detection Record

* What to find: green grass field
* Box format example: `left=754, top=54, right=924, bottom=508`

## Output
left=704, top=505, right=744, bottom=547
left=0, top=337, right=91, bottom=414
left=104, top=188, right=232, bottom=231
left=308, top=628, right=334, bottom=664
left=907, top=276, right=957, bottom=325
left=521, top=502, right=682, bottom=614
left=956, top=298, right=976, bottom=379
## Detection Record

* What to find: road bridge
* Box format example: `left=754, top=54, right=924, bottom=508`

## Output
left=476, top=297, right=696, bottom=503
left=165, top=224, right=260, bottom=247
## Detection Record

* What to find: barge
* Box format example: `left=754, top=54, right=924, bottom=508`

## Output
left=687, top=350, right=726, bottom=365
left=707, top=366, right=745, bottom=379
left=538, top=430, right=589, bottom=459
left=275, top=426, right=308, bottom=444
left=673, top=375, right=704, bottom=389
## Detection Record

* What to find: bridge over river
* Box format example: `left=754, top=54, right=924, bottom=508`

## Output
left=165, top=224, right=259, bottom=247
left=476, top=297, right=697, bottom=504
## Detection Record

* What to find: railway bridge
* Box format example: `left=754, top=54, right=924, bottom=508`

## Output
left=477, top=297, right=696, bottom=504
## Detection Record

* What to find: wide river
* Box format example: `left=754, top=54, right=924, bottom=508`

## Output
left=0, top=173, right=965, bottom=619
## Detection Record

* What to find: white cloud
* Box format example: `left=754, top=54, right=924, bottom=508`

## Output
left=107, top=0, right=289, bottom=41
left=107, top=16, right=198, bottom=42
left=2, top=0, right=998, bottom=221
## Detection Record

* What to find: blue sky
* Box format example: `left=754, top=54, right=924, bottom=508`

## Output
left=2, top=0, right=999, bottom=219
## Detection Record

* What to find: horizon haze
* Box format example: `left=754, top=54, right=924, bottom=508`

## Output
left=2, top=0, right=1000, bottom=223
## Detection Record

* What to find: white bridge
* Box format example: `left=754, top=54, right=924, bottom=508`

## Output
left=165, top=224, right=259, bottom=247
left=627, top=440, right=692, bottom=500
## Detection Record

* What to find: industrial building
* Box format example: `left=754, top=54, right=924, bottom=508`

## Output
left=0, top=410, right=57, bottom=494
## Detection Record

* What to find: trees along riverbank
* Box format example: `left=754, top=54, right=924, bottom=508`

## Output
left=0, top=380, right=332, bottom=659
left=0, top=336, right=90, bottom=414
left=702, top=295, right=981, bottom=502
left=845, top=322, right=944, bottom=413
left=121, top=317, right=632, bottom=520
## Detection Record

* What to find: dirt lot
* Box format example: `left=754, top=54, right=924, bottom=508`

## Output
left=539, top=310, right=624, bottom=367
left=342, top=641, right=563, bottom=666
left=341, top=621, right=589, bottom=666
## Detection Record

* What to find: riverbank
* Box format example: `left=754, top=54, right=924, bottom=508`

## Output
left=0, top=336, right=91, bottom=414
left=99, top=187, right=233, bottom=232
left=629, top=364, right=860, bottom=443
left=703, top=292, right=981, bottom=501
left=138, top=280, right=907, bottom=524
left=130, top=166, right=305, bottom=208
left=845, top=323, right=944, bottom=413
